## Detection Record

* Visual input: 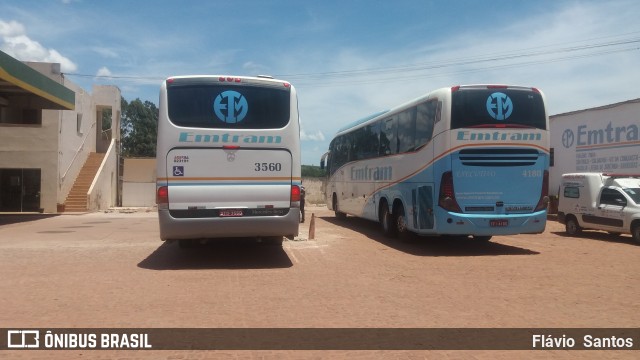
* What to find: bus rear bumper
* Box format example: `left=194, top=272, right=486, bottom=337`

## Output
left=158, top=209, right=300, bottom=241
left=425, top=211, right=547, bottom=236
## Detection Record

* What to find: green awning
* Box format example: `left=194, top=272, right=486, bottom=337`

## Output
left=0, top=50, right=75, bottom=110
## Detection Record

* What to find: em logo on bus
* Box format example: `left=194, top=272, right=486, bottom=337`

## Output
left=486, top=92, right=513, bottom=121
left=213, top=90, right=248, bottom=123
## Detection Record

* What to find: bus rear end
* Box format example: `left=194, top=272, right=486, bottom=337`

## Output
left=436, top=85, right=549, bottom=237
left=156, top=76, right=301, bottom=243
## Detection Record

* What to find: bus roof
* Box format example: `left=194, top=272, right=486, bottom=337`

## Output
left=165, top=75, right=292, bottom=89
left=336, top=110, right=389, bottom=134
left=332, top=84, right=541, bottom=137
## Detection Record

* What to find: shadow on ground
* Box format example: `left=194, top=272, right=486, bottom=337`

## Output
left=138, top=238, right=293, bottom=270
left=552, top=230, right=638, bottom=246
left=0, top=213, right=59, bottom=226
left=321, top=215, right=540, bottom=257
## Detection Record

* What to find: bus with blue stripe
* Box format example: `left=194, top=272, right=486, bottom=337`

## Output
left=156, top=75, right=301, bottom=246
left=320, top=85, right=550, bottom=241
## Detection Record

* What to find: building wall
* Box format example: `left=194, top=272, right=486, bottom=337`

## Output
left=302, top=177, right=325, bottom=205
left=89, top=140, right=118, bottom=210
left=93, top=85, right=121, bottom=153
left=0, top=60, right=121, bottom=212
left=56, top=82, right=99, bottom=205
left=122, top=158, right=156, bottom=207
left=0, top=63, right=63, bottom=212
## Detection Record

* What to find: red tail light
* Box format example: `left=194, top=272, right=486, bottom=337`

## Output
left=157, top=186, right=169, bottom=205
left=534, top=170, right=550, bottom=212
left=438, top=171, right=462, bottom=212
left=291, top=185, right=301, bottom=202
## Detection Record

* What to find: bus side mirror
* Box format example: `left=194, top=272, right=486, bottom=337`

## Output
left=320, top=160, right=325, bottom=170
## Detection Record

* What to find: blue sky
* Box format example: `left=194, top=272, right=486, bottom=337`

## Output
left=1, top=0, right=640, bottom=165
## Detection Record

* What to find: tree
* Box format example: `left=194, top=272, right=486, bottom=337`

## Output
left=120, top=98, right=159, bottom=157
left=301, top=165, right=326, bottom=177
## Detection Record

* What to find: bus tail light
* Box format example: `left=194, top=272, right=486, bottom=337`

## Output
left=534, top=170, right=550, bottom=212
left=290, top=185, right=301, bottom=208
left=157, top=186, right=169, bottom=209
left=438, top=171, right=462, bottom=213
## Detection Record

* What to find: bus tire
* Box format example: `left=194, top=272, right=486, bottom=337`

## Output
left=393, top=203, right=412, bottom=241
left=565, top=216, right=581, bottom=236
left=381, top=205, right=398, bottom=238
left=333, top=193, right=346, bottom=219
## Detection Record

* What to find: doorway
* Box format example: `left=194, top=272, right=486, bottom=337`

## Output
left=0, top=169, right=41, bottom=212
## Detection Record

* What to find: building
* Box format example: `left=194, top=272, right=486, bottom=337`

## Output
left=549, top=98, right=640, bottom=197
left=0, top=50, right=121, bottom=213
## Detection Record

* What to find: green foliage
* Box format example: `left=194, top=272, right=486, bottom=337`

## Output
left=301, top=165, right=326, bottom=178
left=101, top=108, right=112, bottom=131
left=120, top=98, right=159, bottom=157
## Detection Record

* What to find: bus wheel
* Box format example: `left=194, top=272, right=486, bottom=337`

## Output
left=394, top=204, right=414, bottom=241
left=565, top=216, right=581, bottom=236
left=333, top=194, right=346, bottom=219
left=381, top=205, right=398, bottom=238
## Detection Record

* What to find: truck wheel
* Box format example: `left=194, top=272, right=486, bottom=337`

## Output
left=565, top=217, right=581, bottom=236
left=632, top=224, right=640, bottom=245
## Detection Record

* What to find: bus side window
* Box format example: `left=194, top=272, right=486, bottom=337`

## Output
left=330, top=136, right=348, bottom=174
left=352, top=123, right=380, bottom=160
left=380, top=117, right=397, bottom=156
left=416, top=100, right=436, bottom=148
left=397, top=108, right=417, bottom=153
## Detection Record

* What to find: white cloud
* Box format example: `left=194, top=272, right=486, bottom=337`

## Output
left=92, top=47, right=119, bottom=59
left=0, top=19, right=78, bottom=72
left=96, top=66, right=112, bottom=77
left=300, top=130, right=325, bottom=142
left=276, top=1, right=640, bottom=165
left=0, top=19, right=24, bottom=37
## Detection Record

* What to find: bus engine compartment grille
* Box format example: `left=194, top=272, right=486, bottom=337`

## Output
left=458, top=148, right=539, bottom=167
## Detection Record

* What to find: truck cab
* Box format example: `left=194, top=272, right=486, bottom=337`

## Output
left=558, top=173, right=640, bottom=244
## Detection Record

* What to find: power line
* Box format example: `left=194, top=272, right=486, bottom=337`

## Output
left=64, top=33, right=640, bottom=86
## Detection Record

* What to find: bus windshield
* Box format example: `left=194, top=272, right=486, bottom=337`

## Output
left=451, top=88, right=546, bottom=130
left=167, top=83, right=290, bottom=129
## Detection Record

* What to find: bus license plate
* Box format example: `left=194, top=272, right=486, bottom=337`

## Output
left=219, top=209, right=243, bottom=217
left=490, top=219, right=508, bottom=227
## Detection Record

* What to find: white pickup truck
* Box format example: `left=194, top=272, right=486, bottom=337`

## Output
left=557, top=173, right=640, bottom=244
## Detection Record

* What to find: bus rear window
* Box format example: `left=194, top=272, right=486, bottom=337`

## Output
left=451, top=89, right=546, bottom=130
left=167, top=84, right=290, bottom=129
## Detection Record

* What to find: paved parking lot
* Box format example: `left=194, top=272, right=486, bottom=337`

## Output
left=0, top=206, right=638, bottom=359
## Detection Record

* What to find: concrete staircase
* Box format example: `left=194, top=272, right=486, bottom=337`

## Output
left=63, top=153, right=104, bottom=212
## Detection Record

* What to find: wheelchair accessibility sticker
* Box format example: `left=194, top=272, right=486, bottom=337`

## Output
left=173, top=166, right=184, bottom=177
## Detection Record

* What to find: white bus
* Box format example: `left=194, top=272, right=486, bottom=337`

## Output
left=156, top=75, right=301, bottom=247
left=321, top=85, right=550, bottom=241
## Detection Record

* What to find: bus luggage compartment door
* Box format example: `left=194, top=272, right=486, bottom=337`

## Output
left=166, top=148, right=293, bottom=212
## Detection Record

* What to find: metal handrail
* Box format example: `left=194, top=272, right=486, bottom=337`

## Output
left=61, top=122, right=96, bottom=181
